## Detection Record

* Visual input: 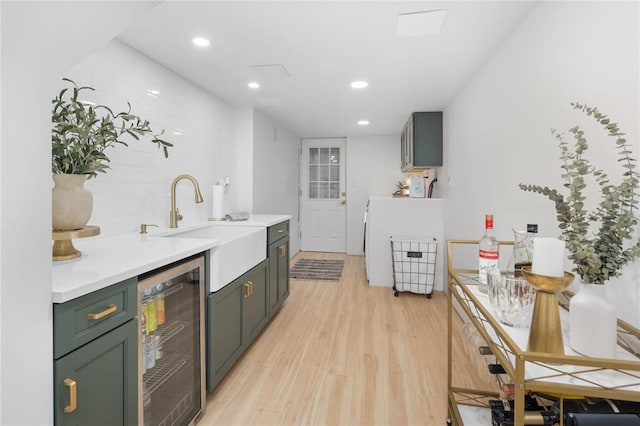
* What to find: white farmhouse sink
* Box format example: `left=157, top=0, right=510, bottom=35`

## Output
left=160, top=225, right=266, bottom=292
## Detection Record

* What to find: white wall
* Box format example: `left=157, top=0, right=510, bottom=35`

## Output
left=346, top=135, right=406, bottom=255
left=252, top=110, right=301, bottom=255
left=231, top=107, right=255, bottom=214
left=0, top=2, right=159, bottom=424
left=440, top=2, right=640, bottom=325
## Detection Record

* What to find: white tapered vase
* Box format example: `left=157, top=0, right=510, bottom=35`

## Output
left=52, top=174, right=93, bottom=231
left=569, top=282, right=617, bottom=359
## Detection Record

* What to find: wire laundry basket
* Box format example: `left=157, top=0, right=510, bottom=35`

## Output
left=390, top=235, right=437, bottom=298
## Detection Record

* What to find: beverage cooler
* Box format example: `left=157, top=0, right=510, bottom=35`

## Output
left=137, top=255, right=206, bottom=426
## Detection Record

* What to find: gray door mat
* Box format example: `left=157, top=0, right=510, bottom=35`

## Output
left=290, top=259, right=344, bottom=281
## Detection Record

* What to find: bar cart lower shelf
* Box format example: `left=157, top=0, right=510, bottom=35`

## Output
left=446, top=240, right=640, bottom=426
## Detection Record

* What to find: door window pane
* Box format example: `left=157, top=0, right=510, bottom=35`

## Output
left=330, top=183, right=339, bottom=199
left=330, top=165, right=339, bottom=181
left=319, top=148, right=330, bottom=164
left=309, top=165, right=319, bottom=181
left=309, top=182, right=318, bottom=199
left=319, top=165, right=329, bottom=182
left=330, top=148, right=340, bottom=163
left=309, top=148, right=318, bottom=164
left=318, top=182, right=329, bottom=199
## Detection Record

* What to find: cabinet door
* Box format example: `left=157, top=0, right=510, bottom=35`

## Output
left=400, top=126, right=406, bottom=169
left=207, top=279, right=244, bottom=392
left=54, top=319, right=137, bottom=426
left=405, top=116, right=414, bottom=169
left=269, top=235, right=290, bottom=317
left=412, top=112, right=443, bottom=167
left=277, top=236, right=290, bottom=304
left=243, top=260, right=269, bottom=346
left=269, top=242, right=280, bottom=314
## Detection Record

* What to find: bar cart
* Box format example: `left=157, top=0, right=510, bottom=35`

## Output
left=446, top=240, right=640, bottom=425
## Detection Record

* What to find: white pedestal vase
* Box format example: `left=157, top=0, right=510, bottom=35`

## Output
left=52, top=174, right=93, bottom=231
left=569, top=282, right=617, bottom=358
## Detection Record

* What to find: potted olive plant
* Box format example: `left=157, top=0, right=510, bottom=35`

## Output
left=394, top=180, right=409, bottom=196
left=52, top=78, right=172, bottom=230
left=519, top=102, right=640, bottom=357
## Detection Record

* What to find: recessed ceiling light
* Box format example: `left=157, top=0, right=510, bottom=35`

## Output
left=351, top=81, right=368, bottom=89
left=147, top=89, right=160, bottom=96
left=192, top=37, right=210, bottom=47
left=396, top=10, right=447, bottom=37
left=248, top=82, right=260, bottom=89
left=173, top=130, right=184, bottom=136
left=358, top=120, right=370, bottom=126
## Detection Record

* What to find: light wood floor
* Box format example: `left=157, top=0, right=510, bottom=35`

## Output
left=198, top=252, right=489, bottom=426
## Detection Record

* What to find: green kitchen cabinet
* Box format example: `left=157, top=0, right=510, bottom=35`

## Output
left=268, top=221, right=290, bottom=316
left=54, top=320, right=137, bottom=426
left=400, top=111, right=443, bottom=171
left=53, top=278, right=138, bottom=426
left=207, top=259, right=269, bottom=392
left=243, top=260, right=269, bottom=345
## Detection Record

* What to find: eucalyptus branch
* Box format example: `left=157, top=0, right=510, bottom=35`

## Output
left=519, top=103, right=640, bottom=283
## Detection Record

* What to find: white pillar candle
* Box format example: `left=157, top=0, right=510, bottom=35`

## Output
left=531, top=237, right=565, bottom=277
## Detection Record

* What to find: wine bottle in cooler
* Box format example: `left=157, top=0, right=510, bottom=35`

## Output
left=478, top=214, right=499, bottom=292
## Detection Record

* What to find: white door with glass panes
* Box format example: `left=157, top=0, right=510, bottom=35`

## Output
left=300, top=138, right=346, bottom=252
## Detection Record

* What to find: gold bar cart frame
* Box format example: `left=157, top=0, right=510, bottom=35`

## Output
left=446, top=239, right=640, bottom=426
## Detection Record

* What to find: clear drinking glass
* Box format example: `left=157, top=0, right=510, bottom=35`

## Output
left=487, top=270, right=536, bottom=328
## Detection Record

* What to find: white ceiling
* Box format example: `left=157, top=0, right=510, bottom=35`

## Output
left=118, top=1, right=537, bottom=138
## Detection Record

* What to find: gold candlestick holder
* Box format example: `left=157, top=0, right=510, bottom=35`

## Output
left=521, top=266, right=574, bottom=355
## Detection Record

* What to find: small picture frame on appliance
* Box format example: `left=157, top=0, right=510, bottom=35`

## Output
left=409, top=178, right=426, bottom=198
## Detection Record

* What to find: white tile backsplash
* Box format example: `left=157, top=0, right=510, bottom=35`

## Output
left=64, top=39, right=237, bottom=235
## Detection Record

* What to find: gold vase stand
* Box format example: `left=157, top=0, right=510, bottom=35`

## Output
left=521, top=266, right=574, bottom=355
left=52, top=226, right=100, bottom=261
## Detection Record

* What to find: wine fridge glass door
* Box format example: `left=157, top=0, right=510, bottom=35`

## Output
left=137, top=255, right=206, bottom=426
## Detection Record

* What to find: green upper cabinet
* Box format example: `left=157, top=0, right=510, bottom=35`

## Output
left=401, top=112, right=443, bottom=171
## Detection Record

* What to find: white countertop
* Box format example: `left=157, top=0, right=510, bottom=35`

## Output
left=204, top=214, right=291, bottom=227
left=52, top=233, right=218, bottom=303
left=51, top=214, right=290, bottom=303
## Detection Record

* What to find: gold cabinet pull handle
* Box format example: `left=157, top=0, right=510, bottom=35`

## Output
left=279, top=245, right=286, bottom=258
left=87, top=304, right=117, bottom=320
left=277, top=229, right=284, bottom=233
left=248, top=281, right=253, bottom=297
left=63, top=378, right=77, bottom=414
left=244, top=282, right=250, bottom=298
